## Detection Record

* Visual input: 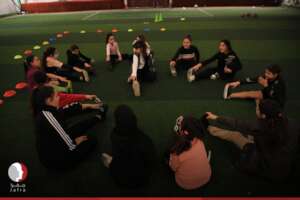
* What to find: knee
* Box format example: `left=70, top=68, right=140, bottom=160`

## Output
left=208, top=126, right=220, bottom=134
left=170, top=61, right=176, bottom=68
left=132, top=80, right=140, bottom=85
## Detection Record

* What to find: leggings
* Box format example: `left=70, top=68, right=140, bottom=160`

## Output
left=175, top=59, right=197, bottom=71
left=55, top=69, right=82, bottom=81
left=195, top=67, right=235, bottom=81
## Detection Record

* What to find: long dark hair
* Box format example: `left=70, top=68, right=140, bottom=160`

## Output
left=137, top=34, right=146, bottom=43
left=105, top=33, right=114, bottom=44
left=258, top=99, right=288, bottom=149
left=171, top=116, right=206, bottom=155
left=33, top=70, right=48, bottom=86
left=24, top=55, right=35, bottom=75
left=133, top=40, right=147, bottom=57
left=220, top=39, right=233, bottom=52
left=111, top=105, right=141, bottom=154
left=266, top=64, right=281, bottom=76
left=42, top=47, right=56, bottom=69
left=31, top=86, right=54, bottom=116
left=113, top=104, right=139, bottom=137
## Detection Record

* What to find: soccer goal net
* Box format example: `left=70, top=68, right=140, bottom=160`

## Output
left=282, top=0, right=300, bottom=7
left=0, top=0, right=21, bottom=16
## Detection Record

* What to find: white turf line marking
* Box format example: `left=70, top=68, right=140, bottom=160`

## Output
left=198, top=8, right=214, bottom=17
left=81, top=11, right=99, bottom=20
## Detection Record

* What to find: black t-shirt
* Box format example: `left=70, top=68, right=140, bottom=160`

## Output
left=172, top=45, right=200, bottom=63
left=201, top=51, right=242, bottom=73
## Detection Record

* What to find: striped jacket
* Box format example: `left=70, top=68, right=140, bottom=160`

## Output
left=34, top=103, right=82, bottom=168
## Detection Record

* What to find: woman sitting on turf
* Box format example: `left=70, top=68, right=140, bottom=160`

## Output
left=25, top=55, right=72, bottom=93
left=42, top=47, right=89, bottom=82
left=101, top=105, right=156, bottom=188
left=32, top=70, right=106, bottom=108
left=169, top=34, right=200, bottom=77
left=206, top=99, right=299, bottom=182
left=67, top=44, right=95, bottom=75
left=168, top=115, right=211, bottom=190
left=127, top=41, right=156, bottom=97
left=224, top=64, right=286, bottom=108
left=188, top=40, right=242, bottom=82
left=105, top=33, right=128, bottom=69
left=31, top=86, right=107, bottom=170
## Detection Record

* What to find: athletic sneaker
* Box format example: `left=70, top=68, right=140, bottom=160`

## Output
left=210, top=72, right=220, bottom=80
left=132, top=80, right=141, bottom=97
left=81, top=70, right=90, bottom=82
left=101, top=153, right=113, bottom=168
left=96, top=104, right=109, bottom=121
left=170, top=66, right=177, bottom=77
left=223, top=84, right=231, bottom=100
left=187, top=68, right=196, bottom=82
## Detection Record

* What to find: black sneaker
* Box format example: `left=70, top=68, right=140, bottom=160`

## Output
left=201, top=113, right=209, bottom=130
left=96, top=104, right=109, bottom=121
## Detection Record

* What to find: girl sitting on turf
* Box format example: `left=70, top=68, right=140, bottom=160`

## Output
left=132, top=34, right=152, bottom=55
left=25, top=55, right=72, bottom=93
left=168, top=115, right=211, bottom=190
left=32, top=70, right=106, bottom=108
left=101, top=105, right=156, bottom=188
left=206, top=99, right=299, bottom=182
left=67, top=44, right=95, bottom=75
left=127, top=41, right=156, bottom=97
left=225, top=64, right=286, bottom=108
left=31, top=86, right=107, bottom=170
left=42, top=47, right=89, bottom=82
left=105, top=33, right=128, bottom=69
left=169, top=35, right=200, bottom=77
left=188, top=39, right=242, bottom=82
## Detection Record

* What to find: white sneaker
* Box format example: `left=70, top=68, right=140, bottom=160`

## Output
left=210, top=72, right=219, bottom=80
left=132, top=80, right=141, bottom=97
left=82, top=70, right=90, bottom=82
left=223, top=84, right=229, bottom=99
left=170, top=66, right=177, bottom=77
left=101, top=153, right=113, bottom=168
left=187, top=68, right=196, bottom=82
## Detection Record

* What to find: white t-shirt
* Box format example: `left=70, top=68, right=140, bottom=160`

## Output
left=131, top=54, right=145, bottom=77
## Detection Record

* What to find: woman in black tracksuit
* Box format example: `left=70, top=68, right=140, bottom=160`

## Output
left=31, top=86, right=107, bottom=170
left=169, top=35, right=200, bottom=77
left=189, top=40, right=242, bottom=82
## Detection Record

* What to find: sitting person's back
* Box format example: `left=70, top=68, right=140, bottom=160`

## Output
left=110, top=130, right=155, bottom=188
left=31, top=86, right=98, bottom=170
left=102, top=105, right=156, bottom=188
left=169, top=116, right=211, bottom=190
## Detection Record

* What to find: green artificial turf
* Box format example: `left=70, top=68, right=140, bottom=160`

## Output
left=0, top=7, right=300, bottom=197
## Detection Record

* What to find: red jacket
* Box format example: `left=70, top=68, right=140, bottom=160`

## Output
left=58, top=93, right=87, bottom=108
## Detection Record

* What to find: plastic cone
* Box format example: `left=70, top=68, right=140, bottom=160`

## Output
left=154, top=14, right=159, bottom=22
left=3, top=90, right=16, bottom=98
left=15, top=82, right=28, bottom=90
left=158, top=13, right=163, bottom=22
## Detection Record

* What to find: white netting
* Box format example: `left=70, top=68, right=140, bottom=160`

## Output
left=282, top=0, right=300, bottom=7
left=0, top=0, right=20, bottom=16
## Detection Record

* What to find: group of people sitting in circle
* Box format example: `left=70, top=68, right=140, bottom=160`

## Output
left=23, top=32, right=299, bottom=190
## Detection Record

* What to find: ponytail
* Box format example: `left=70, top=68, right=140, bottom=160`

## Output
left=31, top=86, right=54, bottom=116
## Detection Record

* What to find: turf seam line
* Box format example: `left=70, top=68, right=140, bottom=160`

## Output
left=198, top=8, right=214, bottom=17
left=81, top=11, right=100, bottom=21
